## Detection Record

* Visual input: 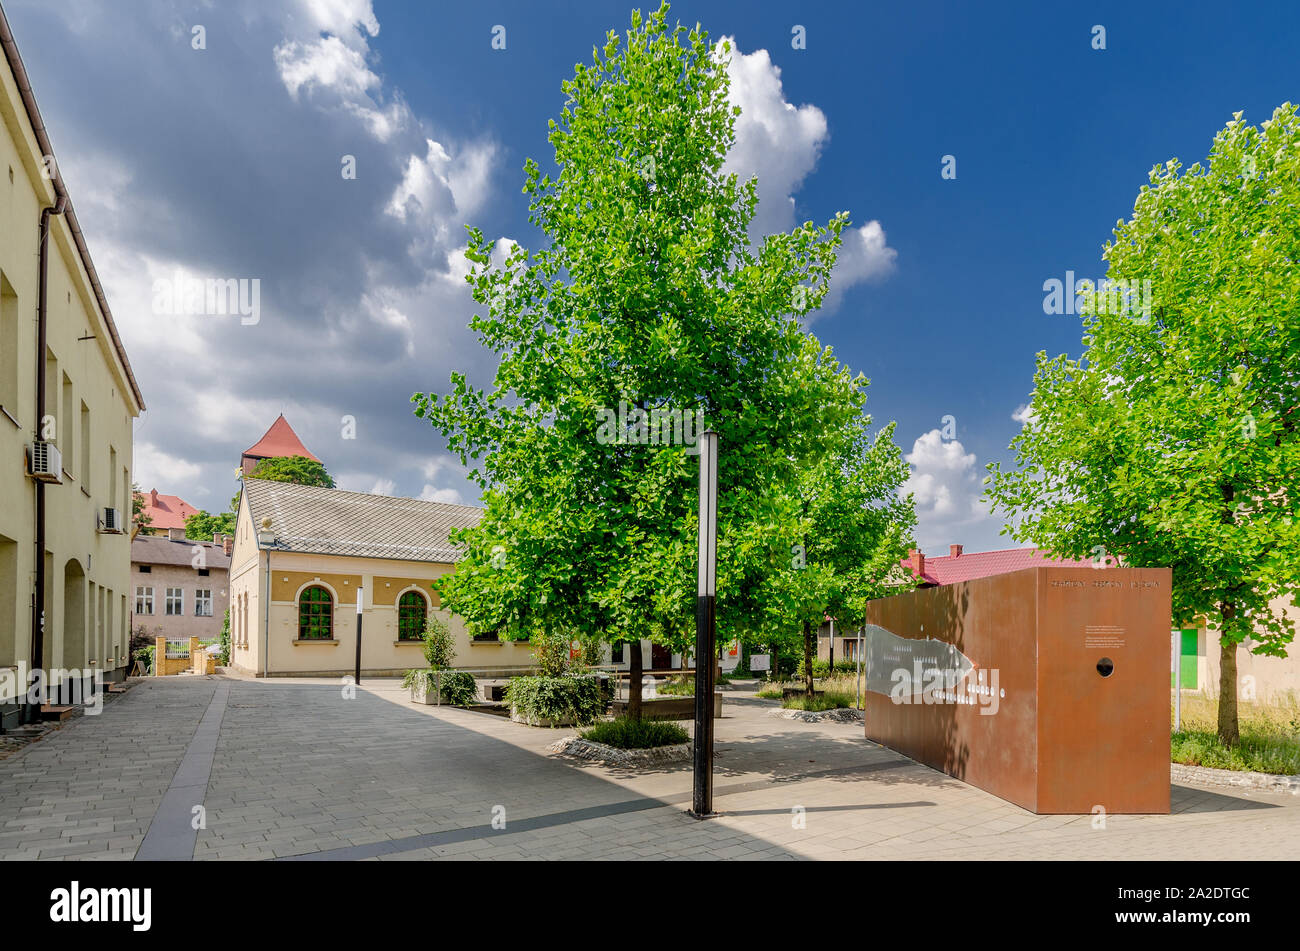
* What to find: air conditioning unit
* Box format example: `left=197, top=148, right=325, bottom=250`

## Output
left=28, top=440, right=62, bottom=483
left=100, top=507, right=123, bottom=533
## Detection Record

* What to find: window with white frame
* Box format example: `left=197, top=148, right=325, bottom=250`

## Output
left=195, top=589, right=213, bottom=617
left=165, top=587, right=184, bottom=616
left=135, top=586, right=154, bottom=615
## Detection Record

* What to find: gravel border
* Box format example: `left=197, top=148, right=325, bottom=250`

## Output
left=1171, top=762, right=1300, bottom=793
left=547, top=735, right=692, bottom=766
left=767, top=706, right=865, bottom=724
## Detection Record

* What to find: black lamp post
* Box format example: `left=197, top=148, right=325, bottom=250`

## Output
left=692, top=430, right=718, bottom=818
left=354, top=587, right=363, bottom=686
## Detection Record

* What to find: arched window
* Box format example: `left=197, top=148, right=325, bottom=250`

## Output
left=298, top=586, right=333, bottom=639
left=397, top=590, right=427, bottom=640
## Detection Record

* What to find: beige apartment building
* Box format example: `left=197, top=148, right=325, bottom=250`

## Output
left=130, top=531, right=231, bottom=642
left=228, top=479, right=536, bottom=677
left=0, top=9, right=144, bottom=727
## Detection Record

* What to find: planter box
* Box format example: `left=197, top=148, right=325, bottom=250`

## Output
left=410, top=677, right=443, bottom=705
left=509, top=708, right=579, bottom=728
left=611, top=691, right=722, bottom=720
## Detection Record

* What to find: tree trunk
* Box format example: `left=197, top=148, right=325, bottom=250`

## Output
left=1217, top=606, right=1239, bottom=747
left=628, top=641, right=643, bottom=722
left=803, top=619, right=815, bottom=697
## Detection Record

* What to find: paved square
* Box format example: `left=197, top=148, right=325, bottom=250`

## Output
left=1, top=675, right=1296, bottom=860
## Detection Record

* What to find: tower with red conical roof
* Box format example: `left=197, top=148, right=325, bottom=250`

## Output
left=241, top=415, right=321, bottom=475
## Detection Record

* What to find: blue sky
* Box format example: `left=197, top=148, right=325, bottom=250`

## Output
left=7, top=0, right=1298, bottom=553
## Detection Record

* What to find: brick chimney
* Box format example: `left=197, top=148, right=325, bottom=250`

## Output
left=950, top=544, right=963, bottom=558
left=167, top=527, right=186, bottom=542
left=222, top=535, right=233, bottom=557
left=908, top=548, right=925, bottom=578
left=149, top=488, right=159, bottom=507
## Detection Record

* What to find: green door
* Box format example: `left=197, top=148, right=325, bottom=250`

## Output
left=1171, top=628, right=1198, bottom=689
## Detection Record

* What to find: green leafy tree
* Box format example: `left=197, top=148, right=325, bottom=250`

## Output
left=185, top=510, right=236, bottom=541
left=130, top=483, right=152, bottom=541
left=414, top=4, right=889, bottom=719
left=986, top=104, right=1300, bottom=746
left=763, top=417, right=916, bottom=695
left=247, top=455, right=334, bottom=488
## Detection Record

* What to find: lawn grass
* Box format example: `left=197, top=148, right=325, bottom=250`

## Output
left=1171, top=691, right=1300, bottom=775
left=580, top=716, right=689, bottom=749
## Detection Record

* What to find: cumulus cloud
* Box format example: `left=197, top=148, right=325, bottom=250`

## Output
left=717, top=37, right=896, bottom=313
left=1012, top=403, right=1036, bottom=427
left=273, top=0, right=408, bottom=141
left=902, top=430, right=1005, bottom=553
left=7, top=0, right=501, bottom=513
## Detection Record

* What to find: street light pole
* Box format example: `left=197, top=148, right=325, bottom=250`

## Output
left=692, top=430, right=718, bottom=819
left=355, top=587, right=364, bottom=686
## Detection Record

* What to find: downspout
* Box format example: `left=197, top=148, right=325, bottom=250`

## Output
left=30, top=195, right=67, bottom=717
left=262, top=548, right=270, bottom=678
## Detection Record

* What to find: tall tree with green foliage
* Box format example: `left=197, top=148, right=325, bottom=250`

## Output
left=413, top=4, right=901, bottom=718
left=763, top=415, right=916, bottom=696
left=246, top=455, right=334, bottom=488
left=986, top=104, right=1300, bottom=746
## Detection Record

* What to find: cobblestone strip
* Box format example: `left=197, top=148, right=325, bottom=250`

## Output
left=135, top=682, right=231, bottom=861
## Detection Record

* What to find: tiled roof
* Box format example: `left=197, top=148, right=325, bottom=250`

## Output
left=242, top=479, right=482, bottom=563
left=132, top=534, right=231, bottom=570
left=904, top=547, right=1087, bottom=585
left=242, top=415, right=320, bottom=463
left=139, top=490, right=199, bottom=531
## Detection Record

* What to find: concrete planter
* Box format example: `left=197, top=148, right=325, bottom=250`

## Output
left=611, top=691, right=722, bottom=720
left=409, top=674, right=443, bottom=705
left=509, top=708, right=580, bottom=728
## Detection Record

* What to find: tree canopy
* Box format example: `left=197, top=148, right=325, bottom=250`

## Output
left=986, top=103, right=1300, bottom=744
left=413, top=3, right=914, bottom=684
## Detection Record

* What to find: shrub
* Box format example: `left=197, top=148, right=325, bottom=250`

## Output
left=217, top=610, right=231, bottom=666
left=506, top=674, right=604, bottom=725
left=134, top=645, right=154, bottom=676
left=781, top=690, right=853, bottom=712
left=420, top=613, right=456, bottom=669
left=530, top=632, right=576, bottom=677
left=581, top=717, right=689, bottom=749
left=658, top=675, right=694, bottom=697
left=401, top=668, right=478, bottom=707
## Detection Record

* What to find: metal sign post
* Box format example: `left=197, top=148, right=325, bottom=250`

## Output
left=692, top=430, right=719, bottom=819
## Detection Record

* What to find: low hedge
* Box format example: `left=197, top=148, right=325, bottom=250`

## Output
left=506, top=674, right=605, bottom=725
left=581, top=717, right=688, bottom=749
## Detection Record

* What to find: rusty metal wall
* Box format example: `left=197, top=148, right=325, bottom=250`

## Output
left=862, top=566, right=1170, bottom=814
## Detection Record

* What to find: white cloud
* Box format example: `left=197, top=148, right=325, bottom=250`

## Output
left=419, top=484, right=464, bottom=504
left=902, top=430, right=1004, bottom=553
left=1012, top=403, right=1036, bottom=427
left=273, top=0, right=408, bottom=141
left=716, top=37, right=895, bottom=314
left=134, top=441, right=203, bottom=492
left=387, top=138, right=498, bottom=251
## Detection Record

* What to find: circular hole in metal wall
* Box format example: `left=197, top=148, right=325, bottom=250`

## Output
left=1096, top=657, right=1115, bottom=678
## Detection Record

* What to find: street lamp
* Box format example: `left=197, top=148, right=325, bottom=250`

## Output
left=354, top=587, right=364, bottom=686
left=692, top=430, right=718, bottom=818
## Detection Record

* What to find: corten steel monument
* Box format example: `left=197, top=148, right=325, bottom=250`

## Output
left=862, top=566, right=1171, bottom=814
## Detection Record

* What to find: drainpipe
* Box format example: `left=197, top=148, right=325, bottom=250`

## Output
left=262, top=549, right=270, bottom=678
left=29, top=196, right=67, bottom=719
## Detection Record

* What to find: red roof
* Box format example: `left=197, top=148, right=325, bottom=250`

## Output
left=138, top=489, right=199, bottom=531
left=903, top=546, right=1087, bottom=586
left=242, top=415, right=320, bottom=463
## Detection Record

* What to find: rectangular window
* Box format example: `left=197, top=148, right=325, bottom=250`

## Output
left=0, top=273, right=17, bottom=419
left=165, top=587, right=183, bottom=616
left=135, top=586, right=154, bottom=615
left=80, top=402, right=90, bottom=485
left=197, top=568, right=209, bottom=576
left=139, top=565, right=151, bottom=573
left=195, top=589, right=212, bottom=617
left=611, top=643, right=624, bottom=663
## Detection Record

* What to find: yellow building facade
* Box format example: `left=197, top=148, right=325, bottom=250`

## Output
left=228, top=480, right=536, bottom=677
left=0, top=10, right=144, bottom=726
